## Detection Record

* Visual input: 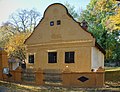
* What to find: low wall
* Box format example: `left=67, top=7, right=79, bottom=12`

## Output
left=62, top=72, right=104, bottom=87
left=105, top=70, right=120, bottom=82
left=0, top=67, right=22, bottom=82
left=0, top=68, right=104, bottom=87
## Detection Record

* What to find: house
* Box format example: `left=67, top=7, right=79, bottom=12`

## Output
left=24, top=3, right=105, bottom=87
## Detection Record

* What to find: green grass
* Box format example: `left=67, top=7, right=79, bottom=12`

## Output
left=105, top=67, right=120, bottom=71
left=0, top=81, right=120, bottom=92
left=105, top=67, right=120, bottom=89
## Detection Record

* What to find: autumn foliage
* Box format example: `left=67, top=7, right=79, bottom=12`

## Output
left=5, top=33, right=31, bottom=60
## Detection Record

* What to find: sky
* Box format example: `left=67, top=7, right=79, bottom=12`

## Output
left=0, top=0, right=90, bottom=26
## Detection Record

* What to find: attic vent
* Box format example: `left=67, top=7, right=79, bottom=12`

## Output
left=50, top=21, right=54, bottom=26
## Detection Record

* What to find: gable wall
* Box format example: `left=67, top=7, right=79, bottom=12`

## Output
left=25, top=4, right=94, bottom=45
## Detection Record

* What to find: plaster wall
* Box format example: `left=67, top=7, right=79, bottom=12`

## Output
left=91, top=47, right=104, bottom=70
left=26, top=43, right=92, bottom=72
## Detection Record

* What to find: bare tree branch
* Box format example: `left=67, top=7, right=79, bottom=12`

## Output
left=6, top=9, right=41, bottom=33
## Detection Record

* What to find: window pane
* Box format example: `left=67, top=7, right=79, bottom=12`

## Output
left=48, top=52, right=57, bottom=63
left=57, top=20, right=61, bottom=25
left=50, top=21, right=54, bottom=26
left=65, top=52, right=74, bottom=63
left=65, top=52, right=69, bottom=63
left=29, top=55, right=34, bottom=63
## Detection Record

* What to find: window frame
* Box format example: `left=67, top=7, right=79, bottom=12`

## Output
left=65, top=52, right=75, bottom=63
left=48, top=52, right=57, bottom=63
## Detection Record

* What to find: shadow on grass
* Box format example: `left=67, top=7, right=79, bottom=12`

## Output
left=0, top=80, right=120, bottom=92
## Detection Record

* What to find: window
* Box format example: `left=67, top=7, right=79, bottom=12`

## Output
left=65, top=52, right=74, bottom=63
left=50, top=21, right=54, bottom=26
left=28, top=55, right=34, bottom=63
left=57, top=20, right=61, bottom=25
left=48, top=52, right=57, bottom=63
left=118, top=3, right=120, bottom=7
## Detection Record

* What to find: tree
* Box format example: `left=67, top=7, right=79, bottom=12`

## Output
left=0, top=24, right=14, bottom=48
left=65, top=2, right=80, bottom=20
left=107, top=5, right=120, bottom=65
left=80, top=0, right=116, bottom=46
left=5, top=32, right=31, bottom=60
left=106, top=4, right=120, bottom=31
left=0, top=9, right=41, bottom=60
left=79, top=0, right=119, bottom=63
left=5, top=9, right=41, bottom=33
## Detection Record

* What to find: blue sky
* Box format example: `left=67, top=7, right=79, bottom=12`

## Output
left=0, top=0, right=90, bottom=25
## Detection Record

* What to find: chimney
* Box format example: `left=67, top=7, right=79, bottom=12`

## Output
left=81, top=20, right=88, bottom=31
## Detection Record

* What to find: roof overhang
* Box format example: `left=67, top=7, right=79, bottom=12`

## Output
left=95, top=42, right=106, bottom=55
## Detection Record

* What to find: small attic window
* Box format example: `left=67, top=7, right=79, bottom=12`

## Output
left=57, top=20, right=61, bottom=25
left=50, top=21, right=54, bottom=26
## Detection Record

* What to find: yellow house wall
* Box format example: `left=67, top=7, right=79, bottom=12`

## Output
left=26, top=42, right=92, bottom=72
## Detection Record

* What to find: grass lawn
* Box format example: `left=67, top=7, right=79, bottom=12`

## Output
left=0, top=80, right=120, bottom=92
left=105, top=67, right=120, bottom=82
left=105, top=67, right=120, bottom=90
left=105, top=67, right=120, bottom=71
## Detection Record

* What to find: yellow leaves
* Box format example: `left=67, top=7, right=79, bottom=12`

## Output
left=94, top=0, right=117, bottom=13
left=5, top=32, right=31, bottom=57
left=109, top=8, right=120, bottom=30
left=106, top=49, right=113, bottom=59
left=94, top=0, right=106, bottom=12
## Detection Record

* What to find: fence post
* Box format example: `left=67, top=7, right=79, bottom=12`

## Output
left=94, top=67, right=105, bottom=87
left=62, top=69, right=71, bottom=87
left=9, top=70, right=15, bottom=82
left=0, top=68, right=3, bottom=80
left=35, top=68, right=44, bottom=85
left=14, top=67, right=22, bottom=83
left=0, top=49, right=8, bottom=81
